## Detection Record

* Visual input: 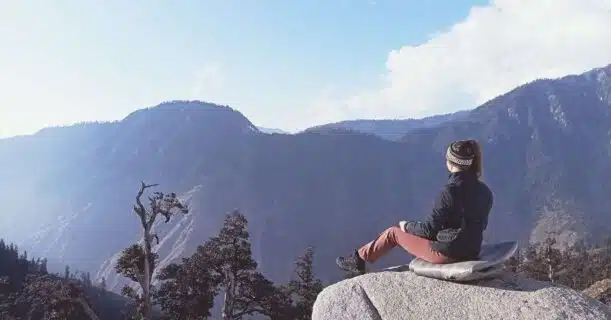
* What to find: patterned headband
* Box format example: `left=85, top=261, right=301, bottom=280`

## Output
left=446, top=146, right=474, bottom=166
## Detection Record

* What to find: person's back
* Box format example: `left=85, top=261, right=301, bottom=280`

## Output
left=430, top=170, right=493, bottom=261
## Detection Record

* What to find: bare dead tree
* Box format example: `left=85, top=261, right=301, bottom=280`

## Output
left=118, top=182, right=189, bottom=320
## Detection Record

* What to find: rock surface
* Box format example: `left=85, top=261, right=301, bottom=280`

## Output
left=583, top=279, right=611, bottom=305
left=312, top=268, right=610, bottom=320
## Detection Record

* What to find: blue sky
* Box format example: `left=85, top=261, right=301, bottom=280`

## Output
left=1, top=0, right=610, bottom=137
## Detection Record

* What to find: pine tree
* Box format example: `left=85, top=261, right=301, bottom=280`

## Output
left=286, top=246, right=324, bottom=319
left=152, top=210, right=292, bottom=319
left=115, top=182, right=189, bottom=320
left=197, top=210, right=286, bottom=320
left=154, top=258, right=218, bottom=319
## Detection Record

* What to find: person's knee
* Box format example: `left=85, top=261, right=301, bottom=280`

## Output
left=383, top=226, right=403, bottom=243
left=386, top=226, right=401, bottom=234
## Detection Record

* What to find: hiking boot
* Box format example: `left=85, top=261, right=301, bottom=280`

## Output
left=336, top=250, right=366, bottom=275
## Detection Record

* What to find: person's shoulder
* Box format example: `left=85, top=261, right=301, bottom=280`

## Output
left=477, top=179, right=494, bottom=198
left=433, top=183, right=456, bottom=207
left=441, top=182, right=460, bottom=198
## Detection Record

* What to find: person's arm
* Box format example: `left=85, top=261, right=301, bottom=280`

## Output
left=480, top=186, right=494, bottom=231
left=404, top=185, right=454, bottom=239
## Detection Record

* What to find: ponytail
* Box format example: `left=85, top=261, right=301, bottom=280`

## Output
left=469, top=140, right=483, bottom=179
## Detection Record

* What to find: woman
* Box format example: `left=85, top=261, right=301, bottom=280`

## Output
left=336, top=139, right=494, bottom=275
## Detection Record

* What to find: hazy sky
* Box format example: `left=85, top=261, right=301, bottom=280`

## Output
left=1, top=0, right=611, bottom=138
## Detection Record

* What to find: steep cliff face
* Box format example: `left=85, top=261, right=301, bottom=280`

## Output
left=0, top=65, right=610, bottom=293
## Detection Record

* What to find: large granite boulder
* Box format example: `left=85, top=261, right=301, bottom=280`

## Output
left=312, top=268, right=610, bottom=320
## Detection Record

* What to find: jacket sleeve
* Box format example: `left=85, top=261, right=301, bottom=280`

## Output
left=405, top=185, right=454, bottom=240
left=480, top=187, right=494, bottom=230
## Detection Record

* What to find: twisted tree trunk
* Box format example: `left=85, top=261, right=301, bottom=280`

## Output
left=221, top=276, right=235, bottom=320
left=142, top=226, right=153, bottom=320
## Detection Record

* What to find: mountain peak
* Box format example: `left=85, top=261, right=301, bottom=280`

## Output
left=468, top=63, right=611, bottom=122
left=126, top=100, right=236, bottom=118
left=122, top=100, right=259, bottom=134
left=585, top=63, right=611, bottom=76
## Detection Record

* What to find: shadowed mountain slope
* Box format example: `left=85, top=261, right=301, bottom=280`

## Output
left=0, top=65, right=610, bottom=292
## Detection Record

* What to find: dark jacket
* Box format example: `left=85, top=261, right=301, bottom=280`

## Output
left=406, top=171, right=493, bottom=260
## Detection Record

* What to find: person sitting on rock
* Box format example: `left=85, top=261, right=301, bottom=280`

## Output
left=336, top=139, right=494, bottom=275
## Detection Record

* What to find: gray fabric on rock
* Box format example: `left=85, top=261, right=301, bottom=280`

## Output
left=408, top=241, right=518, bottom=281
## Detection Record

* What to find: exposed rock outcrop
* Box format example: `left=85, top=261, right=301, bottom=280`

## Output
left=583, top=279, right=611, bottom=305
left=312, top=269, right=610, bottom=320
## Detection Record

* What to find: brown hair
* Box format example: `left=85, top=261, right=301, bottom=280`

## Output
left=470, top=140, right=483, bottom=179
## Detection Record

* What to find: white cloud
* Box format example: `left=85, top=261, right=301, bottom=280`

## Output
left=189, top=63, right=225, bottom=100
left=312, top=0, right=611, bottom=122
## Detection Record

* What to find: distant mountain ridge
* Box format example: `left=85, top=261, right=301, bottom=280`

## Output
left=304, top=110, right=470, bottom=140
left=258, top=127, right=290, bottom=134
left=0, top=64, right=610, bottom=296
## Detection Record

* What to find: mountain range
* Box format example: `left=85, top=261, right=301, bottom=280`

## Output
left=0, top=63, right=610, bottom=294
left=303, top=110, right=470, bottom=140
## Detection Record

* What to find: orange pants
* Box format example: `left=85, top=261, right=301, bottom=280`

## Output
left=358, top=226, right=452, bottom=264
